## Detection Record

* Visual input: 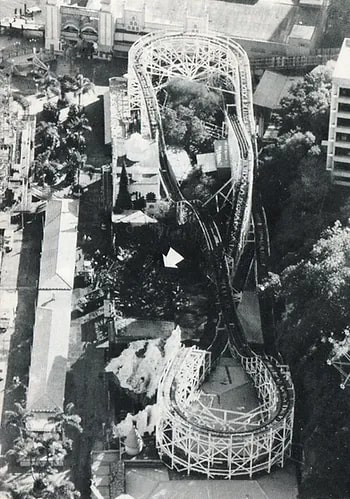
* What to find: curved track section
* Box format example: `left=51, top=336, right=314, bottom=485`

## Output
left=128, top=32, right=294, bottom=479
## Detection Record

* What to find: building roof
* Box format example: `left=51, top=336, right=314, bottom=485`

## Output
left=289, top=24, right=315, bottom=41
left=166, top=147, right=192, bottom=182
left=254, top=71, right=303, bottom=110
left=114, top=319, right=174, bottom=341
left=214, top=140, right=230, bottom=170
left=196, top=152, right=217, bottom=174
left=127, top=0, right=297, bottom=43
left=112, top=210, right=158, bottom=225
left=39, top=199, right=79, bottom=290
left=299, top=0, right=322, bottom=6
left=26, top=289, right=73, bottom=414
left=333, top=38, right=350, bottom=85
left=26, top=199, right=78, bottom=426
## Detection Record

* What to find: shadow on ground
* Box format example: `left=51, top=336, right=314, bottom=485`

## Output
left=65, top=344, right=108, bottom=497
left=1, top=217, right=42, bottom=452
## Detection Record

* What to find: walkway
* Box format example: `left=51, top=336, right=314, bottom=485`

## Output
left=0, top=218, right=41, bottom=453
left=125, top=463, right=298, bottom=499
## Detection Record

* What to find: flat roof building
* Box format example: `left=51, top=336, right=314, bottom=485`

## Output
left=326, top=39, right=350, bottom=187
left=45, top=0, right=328, bottom=59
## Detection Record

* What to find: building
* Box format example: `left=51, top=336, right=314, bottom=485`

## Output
left=44, top=0, right=328, bottom=59
left=326, top=39, right=350, bottom=186
left=26, top=199, right=78, bottom=432
left=253, top=71, right=303, bottom=136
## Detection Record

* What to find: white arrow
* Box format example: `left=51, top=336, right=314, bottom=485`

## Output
left=163, top=247, right=184, bottom=268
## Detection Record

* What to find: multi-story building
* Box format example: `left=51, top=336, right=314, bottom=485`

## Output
left=44, top=0, right=329, bottom=59
left=326, top=39, right=350, bottom=186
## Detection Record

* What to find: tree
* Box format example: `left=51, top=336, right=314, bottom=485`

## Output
left=48, top=403, right=83, bottom=435
left=64, top=150, right=87, bottom=186
left=277, top=63, right=334, bottom=139
left=323, top=0, right=350, bottom=47
left=36, top=121, right=61, bottom=157
left=258, top=130, right=317, bottom=227
left=4, top=402, right=33, bottom=439
left=42, top=481, right=80, bottom=499
left=164, top=78, right=221, bottom=122
left=41, top=102, right=60, bottom=125
left=64, top=105, right=91, bottom=153
left=32, top=68, right=60, bottom=101
left=146, top=192, right=156, bottom=202
left=161, top=105, right=212, bottom=155
left=74, top=73, right=94, bottom=107
left=272, top=151, right=335, bottom=263
left=33, top=152, right=59, bottom=186
left=277, top=222, right=350, bottom=498
left=114, top=164, right=132, bottom=212
left=181, top=167, right=217, bottom=203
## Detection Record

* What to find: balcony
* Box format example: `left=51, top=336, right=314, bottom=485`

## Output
left=334, top=155, right=350, bottom=163
left=338, top=96, right=350, bottom=104
left=336, top=111, right=350, bottom=119
left=335, top=141, right=350, bottom=149
left=335, top=125, right=350, bottom=134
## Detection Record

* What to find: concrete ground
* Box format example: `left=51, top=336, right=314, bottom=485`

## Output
left=0, top=217, right=41, bottom=453
left=199, top=355, right=259, bottom=414
left=125, top=463, right=298, bottom=499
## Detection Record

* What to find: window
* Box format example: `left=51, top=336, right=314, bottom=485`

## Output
left=335, top=147, right=350, bottom=157
left=339, top=88, right=350, bottom=98
left=336, top=132, right=350, bottom=142
left=334, top=161, right=350, bottom=171
left=337, top=117, right=350, bottom=127
left=333, top=175, right=350, bottom=183
left=338, top=102, right=350, bottom=113
left=127, top=16, right=139, bottom=32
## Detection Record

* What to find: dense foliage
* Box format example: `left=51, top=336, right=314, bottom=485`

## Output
left=259, top=62, right=350, bottom=498
left=323, top=0, right=350, bottom=48
left=161, top=78, right=222, bottom=156
left=276, top=63, right=334, bottom=139
left=277, top=224, right=350, bottom=498
left=34, top=102, right=92, bottom=187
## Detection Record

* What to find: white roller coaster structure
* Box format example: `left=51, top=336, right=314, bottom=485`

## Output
left=127, top=31, right=295, bottom=479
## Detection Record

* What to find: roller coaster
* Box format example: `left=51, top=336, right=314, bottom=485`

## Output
left=127, top=32, right=295, bottom=479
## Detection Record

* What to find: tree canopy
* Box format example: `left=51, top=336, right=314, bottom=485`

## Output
left=114, top=164, right=132, bottom=212
left=277, top=223, right=350, bottom=498
left=276, top=63, right=334, bottom=139
left=161, top=78, right=223, bottom=156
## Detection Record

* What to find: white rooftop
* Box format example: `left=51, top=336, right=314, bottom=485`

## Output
left=112, top=210, right=158, bottom=225
left=289, top=24, right=315, bottom=41
left=26, top=289, right=73, bottom=414
left=39, top=199, right=79, bottom=290
left=333, top=38, right=350, bottom=85
left=26, top=199, right=78, bottom=421
left=254, top=71, right=303, bottom=110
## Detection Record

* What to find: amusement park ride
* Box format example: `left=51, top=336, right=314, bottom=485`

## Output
left=124, top=32, right=295, bottom=479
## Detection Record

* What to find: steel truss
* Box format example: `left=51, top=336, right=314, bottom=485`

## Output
left=128, top=31, right=294, bottom=479
left=327, top=332, right=350, bottom=389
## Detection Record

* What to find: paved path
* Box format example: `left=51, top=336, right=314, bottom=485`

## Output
left=125, top=464, right=298, bottom=499
left=0, top=219, right=41, bottom=453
